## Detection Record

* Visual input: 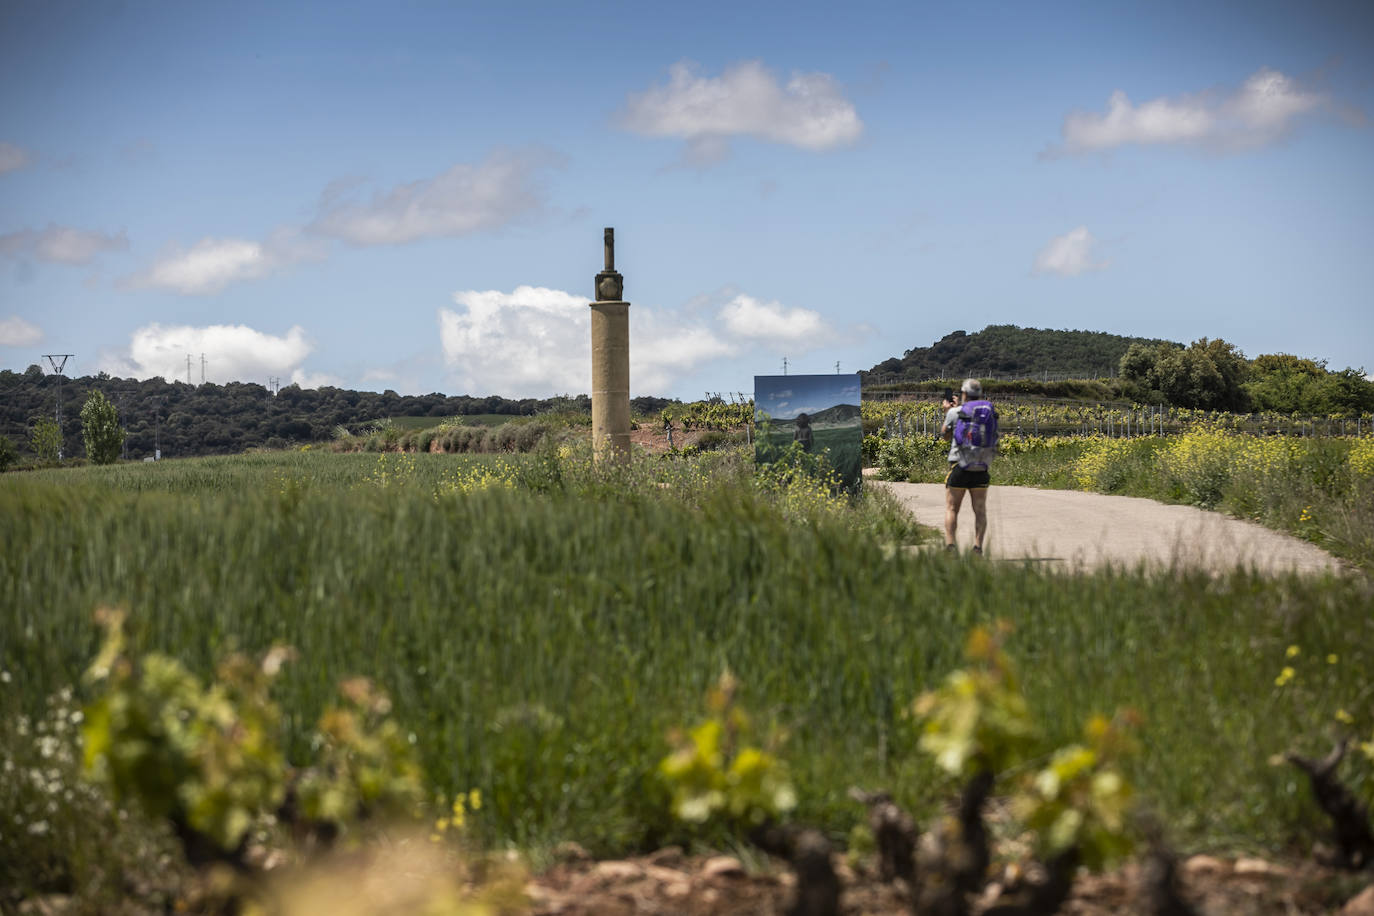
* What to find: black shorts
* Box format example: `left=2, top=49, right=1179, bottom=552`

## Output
left=946, top=463, right=990, bottom=489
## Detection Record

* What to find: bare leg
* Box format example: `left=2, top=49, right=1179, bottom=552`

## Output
left=968, top=487, right=989, bottom=550
left=945, top=486, right=966, bottom=548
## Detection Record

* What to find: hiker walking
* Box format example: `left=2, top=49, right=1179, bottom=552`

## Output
left=940, top=379, right=998, bottom=555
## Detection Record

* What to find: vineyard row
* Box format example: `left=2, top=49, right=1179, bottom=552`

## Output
left=657, top=399, right=1374, bottom=438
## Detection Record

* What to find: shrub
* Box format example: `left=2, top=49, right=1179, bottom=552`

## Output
left=1072, top=436, right=1139, bottom=492
left=874, top=435, right=945, bottom=481
left=1160, top=426, right=1232, bottom=508
left=691, top=430, right=734, bottom=452
left=80, top=390, right=125, bottom=465
left=30, top=416, right=61, bottom=465
left=1351, top=437, right=1374, bottom=478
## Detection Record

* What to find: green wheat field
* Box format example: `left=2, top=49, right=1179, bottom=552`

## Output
left=3, top=445, right=1370, bottom=879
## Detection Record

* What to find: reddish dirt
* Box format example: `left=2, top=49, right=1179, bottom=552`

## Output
left=528, top=848, right=1369, bottom=914
left=627, top=423, right=719, bottom=455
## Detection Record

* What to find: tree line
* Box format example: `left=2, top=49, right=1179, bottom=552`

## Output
left=865, top=325, right=1174, bottom=381
left=0, top=365, right=673, bottom=462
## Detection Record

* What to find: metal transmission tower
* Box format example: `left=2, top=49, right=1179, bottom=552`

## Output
left=42, top=354, right=74, bottom=460
left=200, top=353, right=206, bottom=385
left=186, top=354, right=193, bottom=385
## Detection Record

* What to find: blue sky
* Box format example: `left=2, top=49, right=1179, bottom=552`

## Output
left=756, top=374, right=861, bottom=421
left=2, top=0, right=1371, bottom=400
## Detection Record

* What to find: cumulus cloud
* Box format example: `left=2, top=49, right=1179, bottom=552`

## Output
left=439, top=286, right=603, bottom=396
left=311, top=150, right=554, bottom=245
left=436, top=285, right=844, bottom=397
left=290, top=368, right=345, bottom=389
left=718, top=293, right=829, bottom=345
left=0, top=315, right=43, bottom=347
left=0, top=142, right=30, bottom=175
left=98, top=322, right=316, bottom=384
left=123, top=228, right=324, bottom=295
left=1047, top=68, right=1331, bottom=156
left=620, top=60, right=863, bottom=163
left=0, top=224, right=129, bottom=264
left=1033, top=227, right=1107, bottom=277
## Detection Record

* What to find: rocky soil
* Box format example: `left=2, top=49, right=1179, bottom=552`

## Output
left=528, top=846, right=1373, bottom=915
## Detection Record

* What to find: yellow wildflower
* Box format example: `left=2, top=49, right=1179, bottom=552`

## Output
left=1274, top=667, right=1296, bottom=687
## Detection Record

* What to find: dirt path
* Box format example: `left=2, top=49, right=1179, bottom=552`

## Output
left=870, top=481, right=1345, bottom=575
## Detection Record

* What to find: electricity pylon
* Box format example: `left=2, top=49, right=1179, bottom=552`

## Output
left=42, top=354, right=74, bottom=460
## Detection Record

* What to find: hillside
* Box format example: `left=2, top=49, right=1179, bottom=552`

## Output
left=864, top=325, right=1178, bottom=382
left=808, top=403, right=863, bottom=425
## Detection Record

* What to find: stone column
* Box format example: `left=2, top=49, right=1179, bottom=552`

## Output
left=590, top=228, right=630, bottom=463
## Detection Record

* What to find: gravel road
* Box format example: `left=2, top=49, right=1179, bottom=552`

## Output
left=869, top=481, right=1345, bottom=575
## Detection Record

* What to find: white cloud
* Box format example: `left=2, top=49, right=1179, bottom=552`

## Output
left=311, top=150, right=554, bottom=246
left=718, top=294, right=829, bottom=345
left=0, top=315, right=43, bottom=347
left=620, top=60, right=863, bottom=162
left=0, top=224, right=129, bottom=264
left=0, top=142, right=30, bottom=175
left=1033, top=226, right=1107, bottom=277
left=436, top=285, right=848, bottom=397
left=439, top=286, right=596, bottom=397
left=124, top=227, right=324, bottom=295
left=99, top=323, right=316, bottom=384
left=633, top=307, right=740, bottom=392
left=1048, top=68, right=1329, bottom=155
left=290, top=368, right=345, bottom=389
left=438, top=285, right=742, bottom=397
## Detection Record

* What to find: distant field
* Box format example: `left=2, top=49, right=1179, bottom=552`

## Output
left=386, top=413, right=521, bottom=430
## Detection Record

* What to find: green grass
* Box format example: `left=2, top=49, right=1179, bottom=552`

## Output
left=2, top=447, right=1371, bottom=887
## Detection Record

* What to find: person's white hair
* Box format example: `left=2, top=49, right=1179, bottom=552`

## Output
left=960, top=378, right=982, bottom=397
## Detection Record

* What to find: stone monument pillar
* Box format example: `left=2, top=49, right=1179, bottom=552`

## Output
left=590, top=227, right=630, bottom=463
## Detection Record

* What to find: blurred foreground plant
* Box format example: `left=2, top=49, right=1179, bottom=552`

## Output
left=80, top=608, right=430, bottom=870
left=658, top=669, right=796, bottom=829
left=905, top=624, right=1141, bottom=915
left=81, top=607, right=290, bottom=864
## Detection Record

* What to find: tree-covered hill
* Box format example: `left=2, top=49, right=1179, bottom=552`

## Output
left=864, top=325, right=1178, bottom=383
left=0, top=366, right=671, bottom=461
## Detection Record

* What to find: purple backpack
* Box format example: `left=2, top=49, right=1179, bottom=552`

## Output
left=953, top=400, right=999, bottom=470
